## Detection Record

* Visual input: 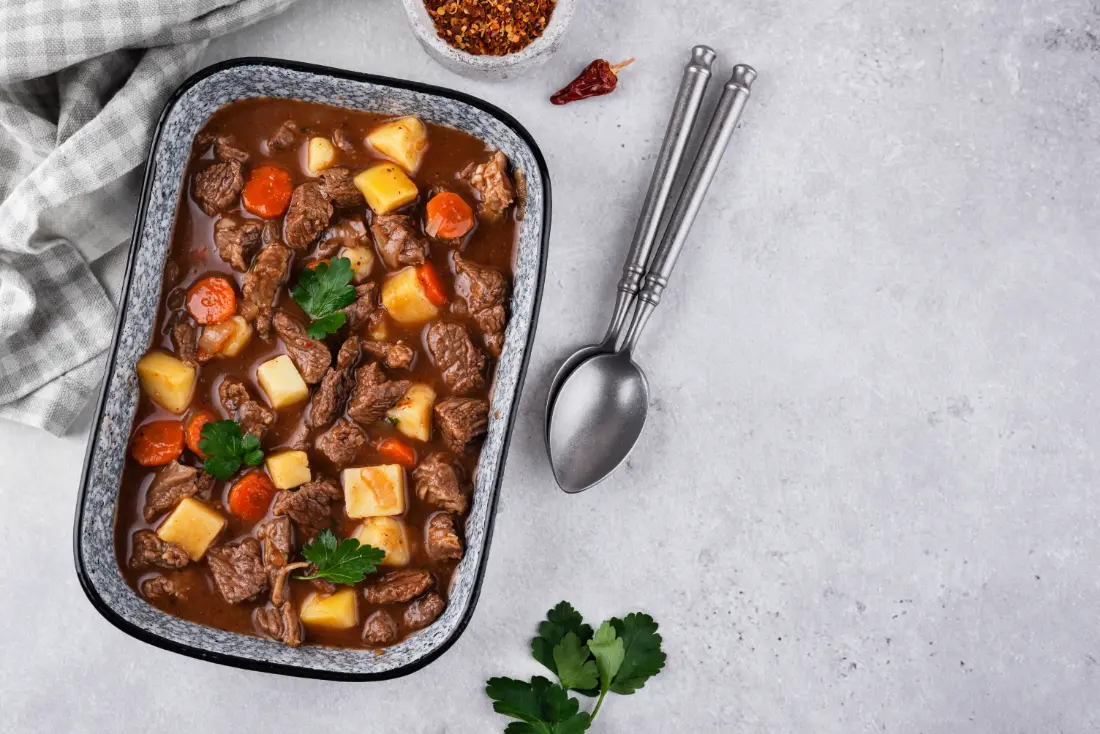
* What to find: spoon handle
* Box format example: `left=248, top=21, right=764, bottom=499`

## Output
left=600, top=45, right=717, bottom=347
left=619, top=64, right=757, bottom=354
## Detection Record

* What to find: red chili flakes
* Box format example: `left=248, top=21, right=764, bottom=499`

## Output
left=424, top=0, right=557, bottom=56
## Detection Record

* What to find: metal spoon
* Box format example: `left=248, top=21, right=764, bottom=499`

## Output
left=543, top=45, right=717, bottom=444
left=548, top=64, right=757, bottom=493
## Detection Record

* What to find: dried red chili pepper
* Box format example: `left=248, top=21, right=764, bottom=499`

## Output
left=550, top=58, right=635, bottom=105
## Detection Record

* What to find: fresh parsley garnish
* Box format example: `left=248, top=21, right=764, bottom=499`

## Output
left=487, top=602, right=666, bottom=731
left=486, top=677, right=592, bottom=734
left=290, top=257, right=356, bottom=339
left=198, top=419, right=264, bottom=480
left=297, top=528, right=385, bottom=585
left=386, top=415, right=400, bottom=426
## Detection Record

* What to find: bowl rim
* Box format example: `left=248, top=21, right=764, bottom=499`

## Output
left=71, top=56, right=552, bottom=681
left=400, top=0, right=576, bottom=69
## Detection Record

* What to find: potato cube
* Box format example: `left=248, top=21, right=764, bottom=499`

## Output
left=354, top=163, right=418, bottom=215
left=386, top=384, right=435, bottom=442
left=197, top=315, right=252, bottom=360
left=352, top=517, right=410, bottom=567
left=367, top=116, right=429, bottom=172
left=156, top=497, right=226, bottom=561
left=341, top=246, right=375, bottom=283
left=381, top=266, right=439, bottom=324
left=265, top=450, right=311, bottom=490
left=307, top=136, right=337, bottom=175
left=299, top=588, right=359, bottom=630
left=136, top=351, right=196, bottom=414
left=257, top=355, right=309, bottom=409
left=342, top=464, right=406, bottom=518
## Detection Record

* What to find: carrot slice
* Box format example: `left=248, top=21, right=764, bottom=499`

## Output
left=227, top=472, right=277, bottom=522
left=186, top=276, right=237, bottom=324
left=304, top=258, right=330, bottom=271
left=417, top=263, right=447, bottom=307
left=242, top=165, right=294, bottom=218
left=378, top=438, right=417, bottom=468
left=131, top=420, right=185, bottom=466
left=185, top=410, right=217, bottom=459
left=425, top=191, right=475, bottom=239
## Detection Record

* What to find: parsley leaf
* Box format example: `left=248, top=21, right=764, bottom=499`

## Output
left=552, top=632, right=598, bottom=692
left=306, top=312, right=347, bottom=340
left=485, top=677, right=591, bottom=734
left=609, top=613, right=666, bottom=694
left=532, top=601, right=594, bottom=676
left=298, top=528, right=385, bottom=585
left=490, top=604, right=664, bottom=731
left=587, top=622, right=625, bottom=703
left=291, top=257, right=356, bottom=338
left=198, top=420, right=264, bottom=480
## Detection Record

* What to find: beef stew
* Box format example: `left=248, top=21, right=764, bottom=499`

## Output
left=114, top=97, right=521, bottom=651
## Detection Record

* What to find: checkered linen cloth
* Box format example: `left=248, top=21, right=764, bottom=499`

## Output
left=0, top=0, right=298, bottom=435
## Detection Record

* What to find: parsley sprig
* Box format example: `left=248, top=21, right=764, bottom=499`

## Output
left=290, top=257, right=357, bottom=339
left=486, top=602, right=666, bottom=732
left=297, top=529, right=385, bottom=585
left=198, top=419, right=264, bottom=480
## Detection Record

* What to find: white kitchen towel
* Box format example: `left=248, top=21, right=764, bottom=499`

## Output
left=0, top=0, right=299, bottom=435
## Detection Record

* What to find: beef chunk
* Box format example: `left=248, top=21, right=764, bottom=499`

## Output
left=426, top=513, right=464, bottom=562
left=144, top=460, right=214, bottom=522
left=362, top=610, right=399, bottom=647
left=362, top=340, right=415, bottom=370
left=404, top=592, right=446, bottom=630
left=341, top=282, right=377, bottom=330
left=213, top=136, right=249, bottom=163
left=412, top=453, right=467, bottom=515
left=318, top=167, right=365, bottom=209
left=454, top=253, right=508, bottom=357
left=435, top=397, right=489, bottom=455
left=461, top=151, right=514, bottom=222
left=427, top=322, right=485, bottom=395
left=317, top=217, right=369, bottom=259
left=364, top=569, right=434, bottom=604
left=170, top=322, right=197, bottom=365
left=241, top=243, right=292, bottom=338
left=284, top=181, right=333, bottom=250
left=371, top=214, right=428, bottom=270
left=315, top=418, right=366, bottom=466
left=332, top=127, right=355, bottom=153
left=273, top=310, right=332, bottom=384
left=273, top=478, right=342, bottom=539
left=213, top=216, right=263, bottom=272
left=257, top=516, right=291, bottom=587
left=141, top=575, right=188, bottom=602
left=347, top=362, right=410, bottom=425
left=268, top=119, right=300, bottom=151
left=130, top=529, right=190, bottom=569
left=257, top=602, right=302, bottom=647
left=207, top=538, right=267, bottom=604
left=309, top=336, right=360, bottom=428
left=219, top=377, right=275, bottom=439
left=192, top=160, right=244, bottom=216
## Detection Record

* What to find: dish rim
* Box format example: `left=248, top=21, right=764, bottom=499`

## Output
left=71, top=56, right=551, bottom=681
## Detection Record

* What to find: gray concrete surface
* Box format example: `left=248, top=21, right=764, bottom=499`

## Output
left=3, top=0, right=1099, bottom=730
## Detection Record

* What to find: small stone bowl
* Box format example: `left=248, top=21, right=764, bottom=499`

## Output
left=401, top=0, right=576, bottom=81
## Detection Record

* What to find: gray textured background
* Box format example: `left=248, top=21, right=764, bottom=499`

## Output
left=2, top=0, right=1098, bottom=731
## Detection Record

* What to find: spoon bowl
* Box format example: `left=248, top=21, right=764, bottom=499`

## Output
left=544, top=338, right=612, bottom=444
left=547, top=352, right=650, bottom=492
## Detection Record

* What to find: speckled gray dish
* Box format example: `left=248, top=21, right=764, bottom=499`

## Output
left=74, top=58, right=550, bottom=680
left=401, top=0, right=575, bottom=81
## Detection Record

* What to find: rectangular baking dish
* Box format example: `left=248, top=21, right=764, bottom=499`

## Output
left=73, top=58, right=550, bottom=680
